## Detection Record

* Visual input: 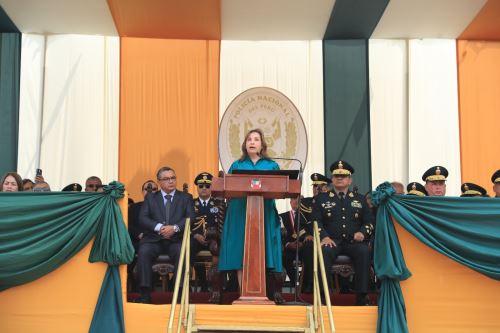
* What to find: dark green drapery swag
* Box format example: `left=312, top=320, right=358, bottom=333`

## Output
left=372, top=182, right=500, bottom=333
left=0, top=181, right=134, bottom=333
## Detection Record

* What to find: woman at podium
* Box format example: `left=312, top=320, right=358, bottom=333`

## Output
left=218, top=128, right=284, bottom=302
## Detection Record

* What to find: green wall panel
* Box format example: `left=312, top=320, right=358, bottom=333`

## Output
left=323, top=39, right=371, bottom=193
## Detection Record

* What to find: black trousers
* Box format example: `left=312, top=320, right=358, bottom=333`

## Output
left=283, top=247, right=304, bottom=284
left=302, top=240, right=370, bottom=294
left=136, top=239, right=182, bottom=290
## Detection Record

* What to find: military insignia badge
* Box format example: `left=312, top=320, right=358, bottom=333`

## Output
left=210, top=207, right=219, bottom=214
left=351, top=201, right=362, bottom=208
left=348, top=192, right=354, bottom=198
left=329, top=192, right=334, bottom=197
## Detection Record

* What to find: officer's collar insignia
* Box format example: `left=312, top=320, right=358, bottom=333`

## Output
left=349, top=192, right=354, bottom=198
left=195, top=201, right=199, bottom=206
left=329, top=192, right=334, bottom=197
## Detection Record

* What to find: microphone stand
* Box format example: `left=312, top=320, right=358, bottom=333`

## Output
left=273, top=157, right=308, bottom=306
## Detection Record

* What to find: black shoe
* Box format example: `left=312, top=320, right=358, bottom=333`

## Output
left=133, top=294, right=152, bottom=304
left=355, top=294, right=370, bottom=306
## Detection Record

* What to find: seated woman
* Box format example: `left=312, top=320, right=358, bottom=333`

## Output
left=218, top=128, right=285, bottom=304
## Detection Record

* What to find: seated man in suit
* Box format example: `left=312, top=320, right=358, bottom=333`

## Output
left=135, top=166, right=195, bottom=303
left=280, top=195, right=308, bottom=287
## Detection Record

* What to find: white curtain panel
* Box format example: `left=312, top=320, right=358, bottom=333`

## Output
left=219, top=41, right=324, bottom=212
left=408, top=39, right=461, bottom=196
left=17, top=34, right=46, bottom=180
left=18, top=35, right=120, bottom=191
left=369, top=39, right=408, bottom=189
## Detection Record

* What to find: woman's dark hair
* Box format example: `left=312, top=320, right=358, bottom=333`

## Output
left=239, top=128, right=270, bottom=161
left=1, top=172, right=23, bottom=192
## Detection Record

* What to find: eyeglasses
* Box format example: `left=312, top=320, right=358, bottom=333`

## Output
left=198, top=184, right=211, bottom=189
left=159, top=177, right=177, bottom=182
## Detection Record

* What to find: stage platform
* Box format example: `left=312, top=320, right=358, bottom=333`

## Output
left=124, top=303, right=378, bottom=333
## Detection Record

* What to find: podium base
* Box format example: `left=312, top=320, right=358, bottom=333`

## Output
left=232, top=296, right=275, bottom=305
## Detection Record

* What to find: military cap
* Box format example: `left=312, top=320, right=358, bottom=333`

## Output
left=491, top=170, right=500, bottom=184
left=330, top=160, right=354, bottom=176
left=422, top=166, right=448, bottom=182
left=62, top=183, right=82, bottom=192
left=406, top=182, right=427, bottom=196
left=194, top=172, right=213, bottom=185
left=460, top=182, right=487, bottom=197
left=310, top=173, right=331, bottom=185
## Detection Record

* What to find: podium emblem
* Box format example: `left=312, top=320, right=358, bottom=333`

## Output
left=250, top=179, right=262, bottom=189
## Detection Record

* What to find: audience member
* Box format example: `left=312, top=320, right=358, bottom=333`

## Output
left=422, top=166, right=448, bottom=196
left=1, top=172, right=23, bottom=192
left=33, top=181, right=51, bottom=192
left=22, top=179, right=34, bottom=191
left=85, top=176, right=103, bottom=192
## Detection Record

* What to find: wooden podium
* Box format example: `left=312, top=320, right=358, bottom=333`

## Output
left=212, top=171, right=301, bottom=304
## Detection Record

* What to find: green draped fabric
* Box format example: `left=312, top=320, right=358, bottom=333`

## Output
left=0, top=181, right=134, bottom=333
left=372, top=182, right=500, bottom=333
left=0, top=32, right=21, bottom=175
left=89, top=266, right=125, bottom=333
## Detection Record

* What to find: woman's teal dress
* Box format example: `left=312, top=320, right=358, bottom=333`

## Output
left=218, top=158, right=283, bottom=272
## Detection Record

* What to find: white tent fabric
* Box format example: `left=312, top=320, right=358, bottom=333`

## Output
left=372, top=0, right=486, bottom=39
left=219, top=40, right=324, bottom=212
left=0, top=0, right=117, bottom=35
left=369, top=39, right=408, bottom=189
left=17, top=35, right=119, bottom=190
left=17, top=34, right=46, bottom=181
left=408, top=39, right=461, bottom=196
left=221, top=0, right=336, bottom=40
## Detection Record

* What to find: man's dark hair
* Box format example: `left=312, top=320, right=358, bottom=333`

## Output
left=156, top=166, right=175, bottom=180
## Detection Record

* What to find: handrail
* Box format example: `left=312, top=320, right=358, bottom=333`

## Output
left=313, top=221, right=335, bottom=333
left=168, top=218, right=191, bottom=333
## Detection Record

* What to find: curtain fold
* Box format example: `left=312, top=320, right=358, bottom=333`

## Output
left=408, top=39, right=461, bottom=195
left=0, top=182, right=133, bottom=291
left=457, top=41, right=500, bottom=196
left=0, top=32, right=21, bottom=176
left=16, top=34, right=120, bottom=189
left=0, top=182, right=132, bottom=333
left=372, top=181, right=500, bottom=333
left=323, top=39, right=371, bottom=194
left=17, top=34, right=45, bottom=180
left=119, top=38, right=220, bottom=202
left=219, top=40, right=324, bottom=210
left=368, top=39, right=408, bottom=188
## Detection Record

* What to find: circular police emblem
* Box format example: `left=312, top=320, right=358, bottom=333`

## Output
left=219, top=87, right=308, bottom=172
left=210, top=207, right=219, bottom=214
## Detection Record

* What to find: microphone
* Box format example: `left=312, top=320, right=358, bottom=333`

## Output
left=271, top=157, right=303, bottom=182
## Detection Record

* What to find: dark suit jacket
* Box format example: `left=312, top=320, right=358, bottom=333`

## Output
left=280, top=210, right=309, bottom=246
left=139, top=190, right=195, bottom=243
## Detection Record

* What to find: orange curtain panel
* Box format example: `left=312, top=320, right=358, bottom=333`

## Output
left=395, top=222, right=500, bottom=332
left=119, top=38, right=220, bottom=201
left=457, top=41, right=500, bottom=195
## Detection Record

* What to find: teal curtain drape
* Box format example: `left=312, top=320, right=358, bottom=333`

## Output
left=323, top=40, right=372, bottom=193
left=0, top=181, right=134, bottom=333
left=372, top=182, right=500, bottom=333
left=0, top=32, right=21, bottom=176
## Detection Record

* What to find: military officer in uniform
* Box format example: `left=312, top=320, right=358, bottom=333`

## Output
left=422, top=166, right=448, bottom=196
left=191, top=172, right=226, bottom=303
left=300, top=173, right=331, bottom=293
left=308, top=160, right=374, bottom=305
left=460, top=182, right=488, bottom=197
left=406, top=182, right=428, bottom=196
left=491, top=170, right=500, bottom=198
